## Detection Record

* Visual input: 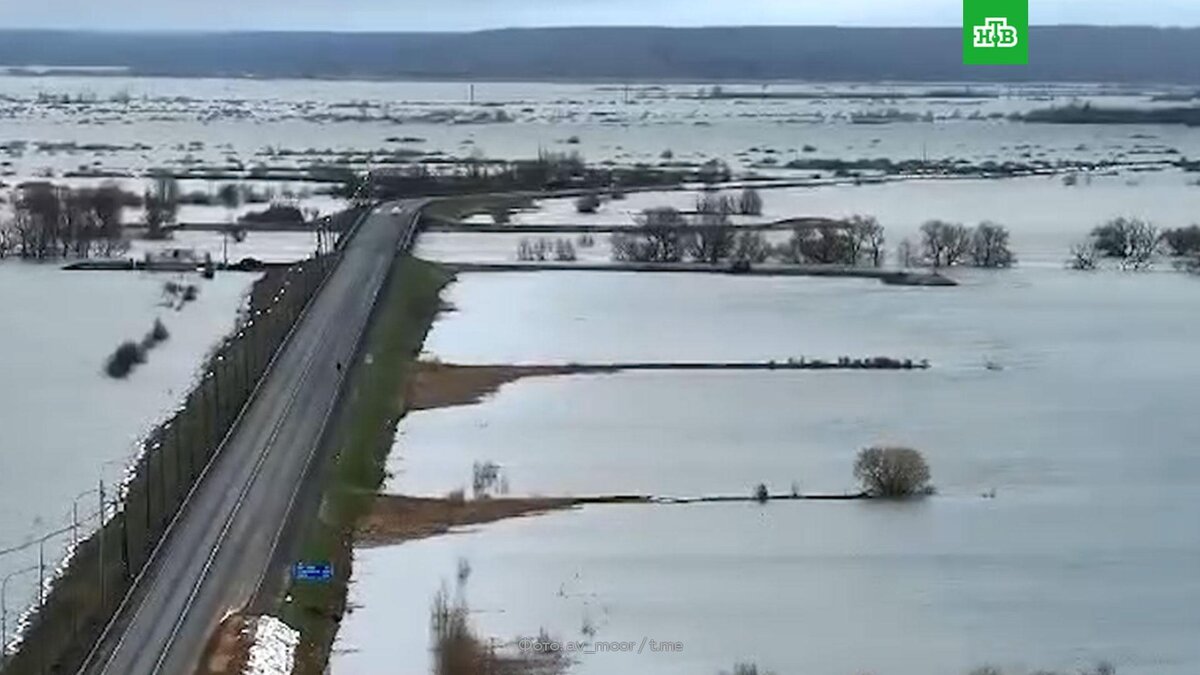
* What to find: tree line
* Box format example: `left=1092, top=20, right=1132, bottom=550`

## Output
left=1068, top=218, right=1200, bottom=271
left=0, top=176, right=188, bottom=259
left=0, top=183, right=130, bottom=260
left=610, top=204, right=1015, bottom=270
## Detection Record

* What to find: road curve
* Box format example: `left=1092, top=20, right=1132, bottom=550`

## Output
left=80, top=200, right=423, bottom=675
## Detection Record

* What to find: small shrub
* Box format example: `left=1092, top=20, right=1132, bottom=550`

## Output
left=472, top=461, right=505, bottom=498
left=576, top=233, right=596, bottom=248
left=145, top=318, right=170, bottom=346
left=1067, top=241, right=1100, bottom=270
left=1163, top=224, right=1200, bottom=256
left=853, top=446, right=932, bottom=498
left=105, top=340, right=147, bottom=379
left=446, top=489, right=466, bottom=505
left=753, top=483, right=770, bottom=503
left=575, top=192, right=601, bottom=214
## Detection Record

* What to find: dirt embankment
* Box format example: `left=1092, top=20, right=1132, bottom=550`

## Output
left=409, top=359, right=930, bottom=411
left=407, top=362, right=618, bottom=411
left=357, top=494, right=648, bottom=547
left=195, top=614, right=252, bottom=675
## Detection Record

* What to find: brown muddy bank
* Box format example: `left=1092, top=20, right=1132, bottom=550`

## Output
left=357, top=494, right=649, bottom=547
left=409, top=359, right=931, bottom=411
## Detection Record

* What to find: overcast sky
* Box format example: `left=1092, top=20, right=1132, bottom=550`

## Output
left=5, top=0, right=1200, bottom=31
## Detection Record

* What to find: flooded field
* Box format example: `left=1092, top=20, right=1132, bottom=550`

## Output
left=336, top=264, right=1200, bottom=675
left=339, top=498, right=1200, bottom=675
left=2, top=73, right=1200, bottom=674
left=0, top=264, right=256, bottom=627
left=419, top=170, right=1200, bottom=269
left=4, top=77, right=1200, bottom=182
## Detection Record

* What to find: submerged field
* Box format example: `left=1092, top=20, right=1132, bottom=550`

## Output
left=337, top=264, right=1200, bottom=675
left=0, top=264, right=256, bottom=633
left=2, top=74, right=1200, bottom=674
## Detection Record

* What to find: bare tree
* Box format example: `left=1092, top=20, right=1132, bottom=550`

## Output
left=91, top=183, right=127, bottom=257
left=696, top=192, right=735, bottom=217
left=1067, top=241, right=1100, bottom=271
left=144, top=174, right=180, bottom=240
left=847, top=215, right=886, bottom=267
left=969, top=221, right=1016, bottom=268
left=733, top=231, right=771, bottom=264
left=688, top=210, right=736, bottom=263
left=635, top=207, right=691, bottom=262
left=1163, top=225, right=1200, bottom=257
left=782, top=224, right=854, bottom=265
left=920, top=220, right=971, bottom=268
left=896, top=237, right=917, bottom=268
left=1089, top=217, right=1160, bottom=268
left=516, top=237, right=553, bottom=261
left=218, top=183, right=241, bottom=219
left=854, top=446, right=932, bottom=498
left=553, top=238, right=577, bottom=261
left=736, top=187, right=764, bottom=216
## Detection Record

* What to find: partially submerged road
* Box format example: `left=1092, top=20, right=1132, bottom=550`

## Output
left=81, top=201, right=423, bottom=675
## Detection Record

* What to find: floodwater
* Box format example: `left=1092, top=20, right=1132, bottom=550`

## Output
left=336, top=265, right=1200, bottom=675
left=418, top=170, right=1200, bottom=269
left=5, top=77, right=1200, bottom=179
left=3, top=73, right=1200, bottom=673
left=128, top=229, right=322, bottom=265
left=0, top=263, right=256, bottom=633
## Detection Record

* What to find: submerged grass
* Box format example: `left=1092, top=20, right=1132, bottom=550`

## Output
left=278, top=255, right=454, bottom=675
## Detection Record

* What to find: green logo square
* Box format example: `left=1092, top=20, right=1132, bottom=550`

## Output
left=963, top=0, right=1029, bottom=65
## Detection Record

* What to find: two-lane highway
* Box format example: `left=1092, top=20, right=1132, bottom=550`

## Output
left=81, top=200, right=424, bottom=675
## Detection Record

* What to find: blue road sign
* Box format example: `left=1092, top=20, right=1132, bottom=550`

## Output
left=292, top=562, right=333, bottom=583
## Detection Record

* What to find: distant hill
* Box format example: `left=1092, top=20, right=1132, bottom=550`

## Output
left=1, top=26, right=1199, bottom=83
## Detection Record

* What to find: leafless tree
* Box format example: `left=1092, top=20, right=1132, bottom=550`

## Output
left=733, top=231, right=771, bottom=264
left=635, top=207, right=691, bottom=262
left=688, top=210, right=736, bottom=263
left=896, top=237, right=917, bottom=268
left=91, top=183, right=127, bottom=257
left=969, top=221, right=1016, bottom=268
left=1090, top=217, right=1160, bottom=268
left=696, top=191, right=735, bottom=217
left=516, top=237, right=552, bottom=261
left=145, top=174, right=180, bottom=239
left=847, top=215, right=886, bottom=267
left=1163, top=225, right=1200, bottom=257
left=736, top=187, right=764, bottom=216
left=1067, top=241, right=1100, bottom=270
left=920, top=220, right=972, bottom=268
left=781, top=224, right=854, bottom=265
left=553, top=238, right=577, bottom=261
left=854, top=446, right=932, bottom=498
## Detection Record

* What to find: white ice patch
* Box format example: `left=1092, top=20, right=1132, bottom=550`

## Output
left=242, top=615, right=300, bottom=675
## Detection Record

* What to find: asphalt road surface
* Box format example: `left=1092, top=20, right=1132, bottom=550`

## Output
left=80, top=200, right=422, bottom=675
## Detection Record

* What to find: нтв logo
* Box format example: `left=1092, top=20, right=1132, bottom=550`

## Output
left=973, top=18, right=1019, bottom=48
left=963, top=0, right=1028, bottom=65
